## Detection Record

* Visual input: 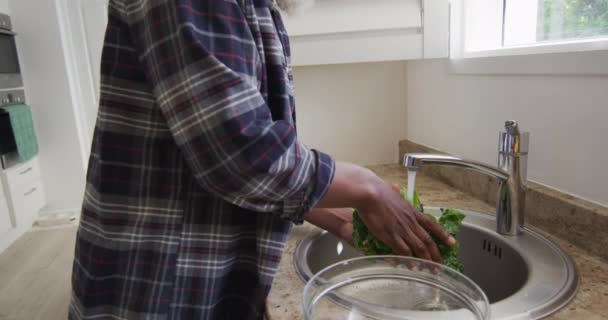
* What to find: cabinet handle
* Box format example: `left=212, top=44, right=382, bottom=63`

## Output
left=19, top=167, right=33, bottom=175
left=24, top=187, right=37, bottom=196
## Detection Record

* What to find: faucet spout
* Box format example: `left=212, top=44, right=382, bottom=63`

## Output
left=403, top=154, right=509, bottom=181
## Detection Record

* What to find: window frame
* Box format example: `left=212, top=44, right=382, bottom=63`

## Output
left=448, top=0, right=608, bottom=75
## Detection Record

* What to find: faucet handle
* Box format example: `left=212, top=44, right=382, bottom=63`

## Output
left=499, top=120, right=529, bottom=154
left=505, top=120, right=519, bottom=133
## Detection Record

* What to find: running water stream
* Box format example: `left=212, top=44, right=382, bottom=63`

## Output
left=407, top=170, right=417, bottom=200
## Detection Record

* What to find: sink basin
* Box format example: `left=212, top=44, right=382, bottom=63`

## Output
left=294, top=208, right=579, bottom=319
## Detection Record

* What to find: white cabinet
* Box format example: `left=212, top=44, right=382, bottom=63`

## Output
left=0, top=183, right=11, bottom=236
left=283, top=0, right=450, bottom=66
left=4, top=155, right=41, bottom=190
left=0, top=156, right=46, bottom=253
left=56, top=0, right=450, bottom=69
left=9, top=179, right=45, bottom=227
left=1, top=156, right=46, bottom=230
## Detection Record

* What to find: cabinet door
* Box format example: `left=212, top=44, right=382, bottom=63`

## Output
left=0, top=189, right=12, bottom=236
left=10, top=180, right=45, bottom=229
left=282, top=0, right=449, bottom=66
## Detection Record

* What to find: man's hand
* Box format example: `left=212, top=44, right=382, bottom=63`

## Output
left=315, top=162, right=455, bottom=264
left=356, top=175, right=455, bottom=263
left=305, top=185, right=402, bottom=246
left=305, top=208, right=354, bottom=246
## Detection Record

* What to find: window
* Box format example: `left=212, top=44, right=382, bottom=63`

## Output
left=453, top=0, right=608, bottom=58
left=506, top=0, right=608, bottom=46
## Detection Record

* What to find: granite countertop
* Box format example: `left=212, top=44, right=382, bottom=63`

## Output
left=266, top=164, right=608, bottom=320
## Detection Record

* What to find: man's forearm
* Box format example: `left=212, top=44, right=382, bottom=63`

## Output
left=304, top=162, right=386, bottom=245
left=304, top=207, right=354, bottom=245
left=315, top=162, right=383, bottom=210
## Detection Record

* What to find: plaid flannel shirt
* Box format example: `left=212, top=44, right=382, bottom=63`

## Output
left=69, top=1, right=335, bottom=319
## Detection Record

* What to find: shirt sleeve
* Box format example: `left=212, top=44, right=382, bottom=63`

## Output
left=123, top=0, right=334, bottom=223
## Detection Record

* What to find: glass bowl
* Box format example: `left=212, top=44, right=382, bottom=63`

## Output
left=302, top=256, right=490, bottom=320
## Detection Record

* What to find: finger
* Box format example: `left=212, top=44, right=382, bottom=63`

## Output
left=390, top=234, right=412, bottom=257
left=420, top=262, right=442, bottom=275
left=416, top=211, right=456, bottom=246
left=412, top=224, right=443, bottom=263
left=385, top=257, right=399, bottom=267
left=430, top=265, right=442, bottom=275
left=398, top=225, right=432, bottom=261
left=391, top=183, right=401, bottom=193
left=393, top=256, right=419, bottom=270
left=408, top=259, right=421, bottom=270
left=340, top=223, right=354, bottom=246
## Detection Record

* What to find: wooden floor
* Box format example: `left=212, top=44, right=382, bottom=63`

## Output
left=0, top=226, right=77, bottom=320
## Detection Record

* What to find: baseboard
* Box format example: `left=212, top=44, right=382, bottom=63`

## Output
left=33, top=209, right=79, bottom=229
left=39, top=208, right=81, bottom=216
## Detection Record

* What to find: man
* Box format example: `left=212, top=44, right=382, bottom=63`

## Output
left=69, top=0, right=454, bottom=319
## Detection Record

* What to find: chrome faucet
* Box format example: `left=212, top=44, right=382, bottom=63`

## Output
left=404, top=121, right=529, bottom=236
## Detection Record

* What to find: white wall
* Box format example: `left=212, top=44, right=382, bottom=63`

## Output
left=294, top=62, right=407, bottom=165
left=9, top=0, right=87, bottom=213
left=0, top=0, right=9, bottom=13
left=62, top=0, right=108, bottom=140
left=405, top=59, right=608, bottom=206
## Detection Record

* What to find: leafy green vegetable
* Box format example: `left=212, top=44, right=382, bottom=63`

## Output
left=433, top=208, right=465, bottom=272
left=352, top=188, right=466, bottom=272
left=352, top=208, right=392, bottom=255
left=438, top=208, right=466, bottom=236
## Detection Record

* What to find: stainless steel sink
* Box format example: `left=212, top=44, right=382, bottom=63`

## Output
left=294, top=208, right=579, bottom=319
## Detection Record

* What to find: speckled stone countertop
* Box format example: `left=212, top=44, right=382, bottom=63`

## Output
left=266, top=164, right=608, bottom=320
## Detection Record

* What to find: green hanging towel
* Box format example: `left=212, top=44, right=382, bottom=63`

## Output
left=0, top=104, right=39, bottom=162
